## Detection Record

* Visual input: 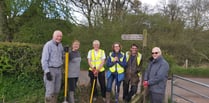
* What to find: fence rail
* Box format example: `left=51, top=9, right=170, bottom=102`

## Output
left=171, top=74, right=209, bottom=103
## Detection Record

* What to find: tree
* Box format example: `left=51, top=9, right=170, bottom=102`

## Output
left=0, top=0, right=5, bottom=35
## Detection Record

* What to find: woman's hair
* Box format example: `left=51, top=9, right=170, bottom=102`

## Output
left=112, top=42, right=122, bottom=51
left=71, top=40, right=80, bottom=47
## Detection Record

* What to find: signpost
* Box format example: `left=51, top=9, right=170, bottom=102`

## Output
left=121, top=34, right=143, bottom=40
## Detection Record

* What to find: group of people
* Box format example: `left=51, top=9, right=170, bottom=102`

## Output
left=41, top=30, right=169, bottom=103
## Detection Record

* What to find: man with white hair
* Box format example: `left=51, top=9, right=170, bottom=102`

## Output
left=87, top=40, right=106, bottom=102
left=143, top=47, right=169, bottom=103
left=41, top=30, right=64, bottom=103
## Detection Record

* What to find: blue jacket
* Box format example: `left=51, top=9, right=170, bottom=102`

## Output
left=106, top=51, right=127, bottom=81
left=144, top=56, right=169, bottom=94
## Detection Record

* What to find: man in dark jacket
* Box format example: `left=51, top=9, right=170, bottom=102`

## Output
left=123, top=44, right=142, bottom=102
left=143, top=47, right=169, bottom=103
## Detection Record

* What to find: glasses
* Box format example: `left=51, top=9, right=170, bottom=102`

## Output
left=152, top=52, right=158, bottom=54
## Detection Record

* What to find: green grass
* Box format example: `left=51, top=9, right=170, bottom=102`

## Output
left=170, top=66, right=209, bottom=78
left=0, top=74, right=44, bottom=103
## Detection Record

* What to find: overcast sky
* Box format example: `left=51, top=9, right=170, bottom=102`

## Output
left=140, top=0, right=160, bottom=6
left=73, top=0, right=161, bottom=23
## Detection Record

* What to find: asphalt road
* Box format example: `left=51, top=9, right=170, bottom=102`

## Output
left=78, top=70, right=209, bottom=103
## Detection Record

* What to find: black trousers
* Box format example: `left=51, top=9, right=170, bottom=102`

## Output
left=68, top=77, right=78, bottom=91
left=88, top=70, right=106, bottom=98
left=123, top=80, right=138, bottom=102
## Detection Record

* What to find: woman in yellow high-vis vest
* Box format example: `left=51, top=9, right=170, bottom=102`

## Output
left=106, top=42, right=127, bottom=103
left=123, top=44, right=143, bottom=102
left=87, top=40, right=106, bottom=102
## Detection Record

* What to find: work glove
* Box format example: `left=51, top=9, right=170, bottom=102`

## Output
left=143, top=81, right=148, bottom=87
left=46, top=72, right=52, bottom=81
left=92, top=67, right=98, bottom=77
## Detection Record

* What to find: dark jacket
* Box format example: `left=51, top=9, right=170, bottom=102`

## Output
left=124, top=53, right=142, bottom=85
left=144, top=56, right=169, bottom=94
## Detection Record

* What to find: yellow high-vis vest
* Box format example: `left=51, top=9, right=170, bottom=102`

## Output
left=89, top=49, right=105, bottom=72
left=109, top=52, right=125, bottom=74
left=126, top=51, right=142, bottom=66
left=126, top=51, right=142, bottom=76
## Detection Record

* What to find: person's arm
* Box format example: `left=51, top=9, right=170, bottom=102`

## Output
left=97, top=50, right=105, bottom=71
left=87, top=50, right=94, bottom=69
left=41, top=44, right=50, bottom=73
left=117, top=54, right=126, bottom=68
left=106, top=54, right=115, bottom=67
left=136, top=55, right=143, bottom=73
left=148, top=62, right=169, bottom=86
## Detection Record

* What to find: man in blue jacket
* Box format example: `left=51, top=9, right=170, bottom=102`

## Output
left=143, top=47, right=169, bottom=103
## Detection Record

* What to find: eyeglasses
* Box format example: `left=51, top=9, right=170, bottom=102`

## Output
left=152, top=52, right=158, bottom=54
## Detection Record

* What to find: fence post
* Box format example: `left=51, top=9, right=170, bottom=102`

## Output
left=171, top=74, right=174, bottom=103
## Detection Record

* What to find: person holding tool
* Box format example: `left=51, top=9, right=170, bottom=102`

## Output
left=41, top=30, right=64, bottom=103
left=87, top=40, right=106, bottom=102
left=123, top=44, right=143, bottom=103
left=143, top=47, right=169, bottom=103
left=106, top=42, right=126, bottom=103
left=68, top=40, right=81, bottom=103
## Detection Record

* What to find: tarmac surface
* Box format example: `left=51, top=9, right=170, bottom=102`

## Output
left=78, top=70, right=209, bottom=103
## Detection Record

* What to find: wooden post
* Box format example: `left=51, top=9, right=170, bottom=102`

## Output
left=185, top=59, right=188, bottom=69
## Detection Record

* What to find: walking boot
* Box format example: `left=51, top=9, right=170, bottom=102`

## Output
left=45, top=96, right=52, bottom=103
left=68, top=91, right=75, bottom=103
left=52, top=94, right=58, bottom=103
left=106, top=92, right=110, bottom=103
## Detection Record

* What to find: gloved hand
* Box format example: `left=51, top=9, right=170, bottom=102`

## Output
left=46, top=72, right=52, bottom=81
left=143, top=81, right=148, bottom=87
left=92, top=67, right=98, bottom=77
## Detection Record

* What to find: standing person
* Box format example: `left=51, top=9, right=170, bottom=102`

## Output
left=87, top=40, right=106, bottom=101
left=41, top=30, right=64, bottom=103
left=106, top=42, right=126, bottom=103
left=68, top=40, right=81, bottom=103
left=123, top=44, right=143, bottom=103
left=143, top=47, right=169, bottom=103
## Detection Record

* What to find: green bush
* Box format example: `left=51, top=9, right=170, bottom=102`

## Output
left=0, top=42, right=42, bottom=76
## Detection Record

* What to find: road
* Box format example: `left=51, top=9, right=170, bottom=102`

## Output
left=78, top=70, right=209, bottom=103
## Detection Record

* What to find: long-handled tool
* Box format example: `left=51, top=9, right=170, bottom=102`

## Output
left=115, top=53, right=119, bottom=103
left=63, top=47, right=69, bottom=103
left=89, top=75, right=96, bottom=103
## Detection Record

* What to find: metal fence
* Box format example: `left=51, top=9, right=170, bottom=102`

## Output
left=171, top=74, right=209, bottom=103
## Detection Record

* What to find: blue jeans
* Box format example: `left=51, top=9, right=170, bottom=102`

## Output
left=106, top=73, right=121, bottom=93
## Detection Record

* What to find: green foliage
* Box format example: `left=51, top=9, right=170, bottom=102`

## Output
left=0, top=42, right=42, bottom=76
left=13, top=18, right=73, bottom=44
left=0, top=74, right=44, bottom=103
left=170, top=66, right=209, bottom=78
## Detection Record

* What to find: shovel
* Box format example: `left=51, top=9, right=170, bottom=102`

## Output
left=63, top=47, right=69, bottom=103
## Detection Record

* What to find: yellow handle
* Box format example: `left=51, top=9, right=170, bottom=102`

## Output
left=64, top=52, right=69, bottom=97
left=89, top=79, right=96, bottom=103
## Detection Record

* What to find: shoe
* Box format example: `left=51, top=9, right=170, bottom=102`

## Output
left=93, top=97, right=97, bottom=101
left=102, top=97, right=106, bottom=102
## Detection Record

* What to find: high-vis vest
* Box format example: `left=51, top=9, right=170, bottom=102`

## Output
left=126, top=51, right=142, bottom=66
left=89, top=49, right=105, bottom=72
left=126, top=51, right=142, bottom=76
left=109, top=52, right=125, bottom=74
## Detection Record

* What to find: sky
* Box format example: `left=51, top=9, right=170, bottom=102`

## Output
left=73, top=0, right=161, bottom=24
left=140, top=0, right=160, bottom=6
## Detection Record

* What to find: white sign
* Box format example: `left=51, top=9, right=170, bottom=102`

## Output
left=121, top=34, right=143, bottom=40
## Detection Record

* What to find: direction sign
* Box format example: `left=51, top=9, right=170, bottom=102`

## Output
left=121, top=34, right=143, bottom=40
